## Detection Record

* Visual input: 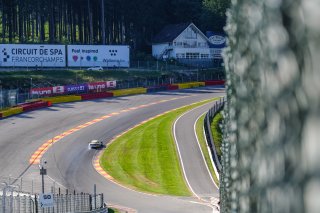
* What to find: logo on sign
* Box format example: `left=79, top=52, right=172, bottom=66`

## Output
left=2, top=48, right=10, bottom=62
left=109, top=49, right=117, bottom=57
left=209, top=35, right=226, bottom=45
left=73, top=55, right=78, bottom=62
left=40, top=193, right=54, bottom=208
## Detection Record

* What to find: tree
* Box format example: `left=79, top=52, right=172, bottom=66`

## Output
left=202, top=0, right=231, bottom=32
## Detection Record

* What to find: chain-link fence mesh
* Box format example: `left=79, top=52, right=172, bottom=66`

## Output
left=0, top=190, right=104, bottom=213
left=0, top=68, right=225, bottom=109
left=221, top=0, right=320, bottom=212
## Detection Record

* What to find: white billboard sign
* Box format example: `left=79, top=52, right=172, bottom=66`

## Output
left=0, top=44, right=66, bottom=67
left=39, top=193, right=54, bottom=208
left=67, top=45, right=130, bottom=68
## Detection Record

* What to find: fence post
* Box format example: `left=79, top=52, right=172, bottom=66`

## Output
left=34, top=196, right=38, bottom=213
left=2, top=187, right=6, bottom=213
left=66, top=189, right=68, bottom=213
left=100, top=194, right=104, bottom=209
left=94, top=184, right=97, bottom=210
left=89, top=195, right=92, bottom=211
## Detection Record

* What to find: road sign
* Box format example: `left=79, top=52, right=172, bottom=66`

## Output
left=39, top=193, right=54, bottom=208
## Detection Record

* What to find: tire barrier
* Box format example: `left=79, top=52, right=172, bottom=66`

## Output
left=40, top=95, right=82, bottom=104
left=111, top=87, right=147, bottom=97
left=174, top=82, right=205, bottom=89
left=166, top=85, right=179, bottom=90
left=80, top=92, right=114, bottom=100
left=146, top=86, right=168, bottom=93
left=19, top=101, right=50, bottom=112
left=1, top=81, right=225, bottom=119
left=0, top=107, right=23, bottom=118
left=204, top=80, right=225, bottom=86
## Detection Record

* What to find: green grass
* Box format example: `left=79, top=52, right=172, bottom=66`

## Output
left=100, top=98, right=218, bottom=196
left=195, top=114, right=219, bottom=187
left=107, top=208, right=121, bottom=213
left=211, top=112, right=223, bottom=158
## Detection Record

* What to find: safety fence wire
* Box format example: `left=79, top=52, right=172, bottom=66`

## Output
left=221, top=0, right=320, bottom=213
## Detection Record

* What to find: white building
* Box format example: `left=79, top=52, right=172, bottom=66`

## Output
left=152, top=23, right=213, bottom=61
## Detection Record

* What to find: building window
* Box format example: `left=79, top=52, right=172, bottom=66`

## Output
left=176, top=53, right=185, bottom=58
left=186, top=53, right=200, bottom=59
left=184, top=27, right=197, bottom=39
left=175, top=42, right=183, bottom=47
left=198, top=42, right=207, bottom=47
left=200, top=54, right=209, bottom=59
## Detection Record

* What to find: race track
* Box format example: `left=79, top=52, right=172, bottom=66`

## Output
left=0, top=86, right=224, bottom=212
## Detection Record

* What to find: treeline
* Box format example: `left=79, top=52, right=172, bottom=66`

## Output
left=0, top=0, right=229, bottom=51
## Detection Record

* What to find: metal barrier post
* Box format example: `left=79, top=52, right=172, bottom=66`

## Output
left=2, top=187, right=6, bottom=213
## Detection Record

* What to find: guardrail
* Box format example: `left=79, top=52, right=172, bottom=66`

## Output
left=203, top=97, right=225, bottom=172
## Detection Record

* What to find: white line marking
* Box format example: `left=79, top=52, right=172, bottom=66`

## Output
left=195, top=112, right=220, bottom=189
left=173, top=102, right=220, bottom=212
left=173, top=109, right=202, bottom=200
left=203, top=127, right=220, bottom=182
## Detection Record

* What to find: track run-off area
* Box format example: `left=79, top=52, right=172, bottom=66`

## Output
left=0, top=86, right=224, bottom=213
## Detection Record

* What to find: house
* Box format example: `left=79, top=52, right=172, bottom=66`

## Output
left=152, top=23, right=224, bottom=66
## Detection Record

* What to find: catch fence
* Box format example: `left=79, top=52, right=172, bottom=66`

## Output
left=0, top=192, right=105, bottom=213
left=0, top=69, right=225, bottom=109
left=221, top=0, right=320, bottom=212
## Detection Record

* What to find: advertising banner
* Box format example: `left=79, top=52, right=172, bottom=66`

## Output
left=88, top=82, right=107, bottom=92
left=65, top=84, right=88, bottom=94
left=88, top=81, right=117, bottom=92
left=30, top=87, right=53, bottom=96
left=107, top=80, right=117, bottom=88
left=67, top=45, right=129, bottom=67
left=0, top=44, right=66, bottom=67
left=53, top=86, right=65, bottom=94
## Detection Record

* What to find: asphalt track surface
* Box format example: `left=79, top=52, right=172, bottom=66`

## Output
left=174, top=103, right=220, bottom=202
left=0, top=86, right=224, bottom=213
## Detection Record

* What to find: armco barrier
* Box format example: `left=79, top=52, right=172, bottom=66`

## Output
left=204, top=80, right=225, bottom=86
left=0, top=107, right=24, bottom=118
left=41, top=95, right=82, bottom=104
left=111, top=88, right=147, bottom=97
left=80, top=92, right=114, bottom=100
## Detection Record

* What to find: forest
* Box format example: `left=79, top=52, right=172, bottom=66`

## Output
left=0, top=0, right=229, bottom=52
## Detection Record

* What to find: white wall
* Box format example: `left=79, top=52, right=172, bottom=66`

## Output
left=152, top=43, right=170, bottom=59
left=173, top=26, right=209, bottom=48
left=152, top=25, right=212, bottom=60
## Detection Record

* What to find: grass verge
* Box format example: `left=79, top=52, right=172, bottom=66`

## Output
left=107, top=208, right=121, bottom=213
left=100, top=98, right=218, bottom=196
left=211, top=112, right=223, bottom=158
left=195, top=114, right=219, bottom=187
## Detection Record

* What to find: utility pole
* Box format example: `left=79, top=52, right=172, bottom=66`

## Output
left=39, top=160, right=47, bottom=193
